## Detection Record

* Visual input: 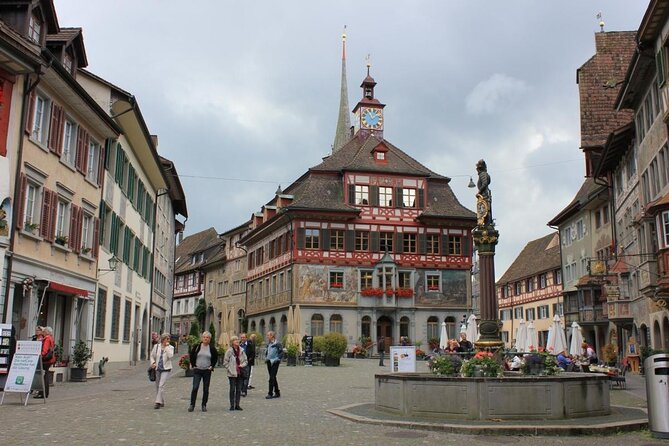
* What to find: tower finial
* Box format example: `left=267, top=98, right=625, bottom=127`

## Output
left=332, top=27, right=353, bottom=153
left=366, top=53, right=371, bottom=76
left=342, top=25, right=347, bottom=60
left=596, top=11, right=605, bottom=32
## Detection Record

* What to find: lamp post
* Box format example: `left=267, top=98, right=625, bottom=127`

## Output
left=98, top=256, right=119, bottom=272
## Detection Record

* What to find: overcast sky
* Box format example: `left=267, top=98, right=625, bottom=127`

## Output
left=55, top=1, right=647, bottom=278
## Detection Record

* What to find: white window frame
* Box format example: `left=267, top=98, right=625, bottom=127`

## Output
left=402, top=188, right=417, bottom=207
left=576, top=219, right=585, bottom=240
left=28, top=13, right=42, bottom=43
left=354, top=185, right=369, bottom=205
left=426, top=271, right=441, bottom=292
left=23, top=182, right=39, bottom=229
left=32, top=94, right=51, bottom=145
left=379, top=186, right=393, bottom=207
left=55, top=199, right=69, bottom=240
left=87, top=140, right=100, bottom=183
left=663, top=211, right=669, bottom=247
left=81, top=213, right=93, bottom=251
left=61, top=118, right=77, bottom=166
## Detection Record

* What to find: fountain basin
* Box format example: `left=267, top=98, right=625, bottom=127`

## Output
left=375, top=372, right=610, bottom=420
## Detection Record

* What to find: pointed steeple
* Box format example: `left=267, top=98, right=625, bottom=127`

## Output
left=332, top=27, right=352, bottom=153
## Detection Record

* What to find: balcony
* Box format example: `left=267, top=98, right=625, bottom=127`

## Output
left=604, top=284, right=634, bottom=323
left=578, top=306, right=607, bottom=324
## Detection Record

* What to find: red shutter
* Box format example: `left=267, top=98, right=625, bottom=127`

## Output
left=16, top=174, right=27, bottom=229
left=39, top=189, right=51, bottom=240
left=92, top=217, right=100, bottom=258
left=47, top=103, right=58, bottom=153
left=97, top=141, right=105, bottom=187
left=25, top=90, right=35, bottom=135
left=69, top=204, right=79, bottom=253
left=81, top=130, right=90, bottom=175
left=54, top=106, right=64, bottom=156
left=49, top=190, right=58, bottom=242
left=75, top=127, right=84, bottom=173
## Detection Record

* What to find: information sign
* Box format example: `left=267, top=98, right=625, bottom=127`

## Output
left=390, top=346, right=416, bottom=373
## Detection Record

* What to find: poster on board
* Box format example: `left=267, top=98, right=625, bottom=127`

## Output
left=3, top=341, right=41, bottom=393
left=390, top=346, right=416, bottom=373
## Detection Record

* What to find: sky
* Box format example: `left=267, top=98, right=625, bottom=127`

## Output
left=54, top=0, right=649, bottom=278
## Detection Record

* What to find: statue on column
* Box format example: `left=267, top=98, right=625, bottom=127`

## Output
left=475, top=159, right=492, bottom=227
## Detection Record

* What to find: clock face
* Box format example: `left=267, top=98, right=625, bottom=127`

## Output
left=362, top=108, right=383, bottom=129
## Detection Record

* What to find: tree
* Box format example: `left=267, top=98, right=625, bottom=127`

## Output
left=194, top=298, right=206, bottom=329
left=189, top=320, right=201, bottom=337
left=208, top=321, right=216, bottom=344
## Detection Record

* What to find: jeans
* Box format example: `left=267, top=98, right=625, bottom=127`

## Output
left=190, top=368, right=212, bottom=406
left=266, top=360, right=280, bottom=396
left=241, top=365, right=251, bottom=392
left=229, top=376, right=243, bottom=408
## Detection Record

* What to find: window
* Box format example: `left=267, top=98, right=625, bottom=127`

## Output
left=426, top=272, right=440, bottom=291
left=32, top=94, right=51, bottom=145
left=63, top=52, right=73, bottom=74
left=55, top=200, right=69, bottom=240
left=402, top=188, right=416, bottom=207
left=526, top=277, right=534, bottom=292
left=87, top=140, right=100, bottom=183
left=400, top=316, right=409, bottom=338
left=355, top=231, right=369, bottom=251
left=361, top=316, right=371, bottom=338
left=448, top=236, right=462, bottom=255
left=576, top=219, right=585, bottom=240
left=513, top=307, right=523, bottom=320
left=62, top=119, right=77, bottom=166
left=403, top=233, right=417, bottom=253
left=427, top=316, right=439, bottom=340
left=552, top=302, right=564, bottom=317
left=81, top=213, right=92, bottom=252
left=359, top=270, right=373, bottom=289
left=354, top=185, right=369, bottom=205
left=663, top=211, right=669, bottom=246
left=561, top=227, right=572, bottom=247
left=539, top=273, right=547, bottom=288
left=23, top=182, right=38, bottom=228
left=330, top=229, right=344, bottom=250
left=525, top=308, right=535, bottom=321
left=28, top=13, right=42, bottom=43
left=554, top=269, right=562, bottom=285
left=95, top=288, right=107, bottom=339
left=123, top=300, right=132, bottom=342
left=376, top=151, right=385, bottom=161
left=111, top=294, right=121, bottom=341
left=378, top=232, right=393, bottom=252
left=329, top=271, right=343, bottom=289
left=329, top=314, right=343, bottom=333
left=305, top=229, right=320, bottom=249
left=379, top=187, right=393, bottom=207
left=538, top=305, right=550, bottom=319
left=499, top=309, right=511, bottom=321
left=426, top=234, right=440, bottom=254
left=398, top=271, right=412, bottom=288
left=311, top=314, right=324, bottom=336
left=514, top=282, right=522, bottom=296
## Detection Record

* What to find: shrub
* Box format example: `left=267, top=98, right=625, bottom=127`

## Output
left=247, top=331, right=264, bottom=347
left=428, top=354, right=462, bottom=376
left=461, top=351, right=502, bottom=377
left=208, top=322, right=216, bottom=344
left=189, top=320, right=201, bottom=337
left=312, top=336, right=325, bottom=353
left=322, top=332, right=347, bottom=358
left=286, top=342, right=300, bottom=358
left=71, top=340, right=92, bottom=369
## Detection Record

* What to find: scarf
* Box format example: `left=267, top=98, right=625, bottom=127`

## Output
left=233, top=346, right=241, bottom=375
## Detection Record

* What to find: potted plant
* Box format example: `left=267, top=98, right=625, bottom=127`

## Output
left=428, top=354, right=462, bottom=376
left=178, top=354, right=192, bottom=376
left=285, top=342, right=299, bottom=366
left=461, top=351, right=502, bottom=377
left=81, top=246, right=91, bottom=255
left=602, top=343, right=618, bottom=366
left=322, top=332, right=347, bottom=366
left=24, top=221, right=39, bottom=233
left=351, top=344, right=367, bottom=358
left=428, top=337, right=439, bottom=351
left=70, top=340, right=92, bottom=382
left=55, top=234, right=68, bottom=246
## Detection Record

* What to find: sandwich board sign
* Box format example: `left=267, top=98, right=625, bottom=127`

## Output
left=390, top=345, right=416, bottom=373
left=0, top=340, right=44, bottom=406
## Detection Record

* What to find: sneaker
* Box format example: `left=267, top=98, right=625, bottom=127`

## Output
left=274, top=392, right=280, bottom=398
left=201, top=406, right=207, bottom=412
left=235, top=406, right=243, bottom=410
left=187, top=405, right=194, bottom=412
left=241, top=392, right=247, bottom=397
left=265, top=394, right=274, bottom=399
left=247, top=385, right=255, bottom=389
left=229, top=407, right=235, bottom=411
left=154, top=403, right=161, bottom=409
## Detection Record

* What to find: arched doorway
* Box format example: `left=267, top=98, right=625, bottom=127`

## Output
left=654, top=320, right=661, bottom=349
left=377, top=315, right=393, bottom=352
left=639, top=324, right=648, bottom=348
left=250, top=320, right=256, bottom=333
left=269, top=317, right=276, bottom=333
left=259, top=319, right=266, bottom=336
left=280, top=315, right=287, bottom=340
left=311, top=314, right=324, bottom=336
left=445, top=316, right=456, bottom=340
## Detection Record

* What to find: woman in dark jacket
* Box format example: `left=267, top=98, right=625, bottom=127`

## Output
left=187, top=331, right=218, bottom=412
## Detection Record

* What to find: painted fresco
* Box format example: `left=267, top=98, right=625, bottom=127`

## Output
left=415, top=269, right=468, bottom=307
left=296, top=265, right=358, bottom=304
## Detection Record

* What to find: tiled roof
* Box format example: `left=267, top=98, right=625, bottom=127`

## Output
left=548, top=178, right=605, bottom=226
left=174, top=227, right=221, bottom=274
left=421, top=181, right=476, bottom=220
left=577, top=31, right=636, bottom=149
left=45, top=27, right=81, bottom=43
left=497, top=232, right=560, bottom=285
left=285, top=175, right=360, bottom=212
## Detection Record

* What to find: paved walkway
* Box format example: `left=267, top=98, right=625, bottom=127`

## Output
left=0, top=359, right=656, bottom=445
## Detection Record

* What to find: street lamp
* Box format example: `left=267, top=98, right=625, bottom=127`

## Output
left=99, top=256, right=119, bottom=272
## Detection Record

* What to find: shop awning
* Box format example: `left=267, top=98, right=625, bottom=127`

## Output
left=48, top=281, right=90, bottom=297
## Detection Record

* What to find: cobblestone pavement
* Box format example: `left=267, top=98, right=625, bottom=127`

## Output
left=0, top=359, right=657, bottom=446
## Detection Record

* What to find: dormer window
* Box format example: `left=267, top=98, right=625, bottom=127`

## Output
left=63, top=53, right=73, bottom=74
left=376, top=152, right=385, bottom=160
left=28, top=13, right=42, bottom=44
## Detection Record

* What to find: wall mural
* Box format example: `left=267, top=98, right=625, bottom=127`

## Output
left=296, top=265, right=358, bottom=304
left=415, top=269, right=468, bottom=307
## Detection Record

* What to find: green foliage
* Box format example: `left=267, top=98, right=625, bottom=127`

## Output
left=186, top=335, right=201, bottom=348
left=428, top=337, right=439, bottom=349
left=208, top=321, right=216, bottom=344
left=194, top=298, right=206, bottom=328
left=247, top=331, right=264, bottom=347
left=640, top=346, right=666, bottom=361
left=413, top=339, right=423, bottom=348
left=358, top=336, right=373, bottom=349
left=178, top=354, right=190, bottom=369
left=322, top=332, right=347, bottom=358
left=520, top=352, right=561, bottom=376
left=54, top=342, right=64, bottom=363
left=189, top=320, right=201, bottom=337
left=286, top=342, right=299, bottom=358
left=461, top=353, right=503, bottom=377
left=71, top=340, right=92, bottom=369
left=428, top=354, right=462, bottom=376
left=312, top=336, right=325, bottom=353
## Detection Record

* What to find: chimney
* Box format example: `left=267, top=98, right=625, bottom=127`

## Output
left=151, top=134, right=159, bottom=150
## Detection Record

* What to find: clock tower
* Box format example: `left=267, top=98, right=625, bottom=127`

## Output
left=352, top=63, right=386, bottom=139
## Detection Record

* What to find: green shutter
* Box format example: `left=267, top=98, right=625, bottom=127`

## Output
left=418, top=233, right=427, bottom=254
left=369, top=185, right=379, bottom=206
left=463, top=236, right=471, bottom=257
left=104, top=139, right=113, bottom=171
left=395, top=187, right=403, bottom=207
left=418, top=188, right=425, bottom=208
left=348, top=184, right=356, bottom=205
left=345, top=230, right=354, bottom=252
left=396, top=232, right=404, bottom=253
left=442, top=234, right=450, bottom=255
left=370, top=231, right=380, bottom=252
left=296, top=228, right=305, bottom=249
left=321, top=229, right=330, bottom=251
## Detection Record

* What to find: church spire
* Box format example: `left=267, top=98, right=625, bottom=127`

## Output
left=332, top=27, right=352, bottom=153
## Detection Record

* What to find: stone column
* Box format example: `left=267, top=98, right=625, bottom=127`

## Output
left=473, top=226, right=503, bottom=350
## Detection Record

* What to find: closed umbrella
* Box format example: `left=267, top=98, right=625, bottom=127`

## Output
left=218, top=303, right=229, bottom=347
left=546, top=314, right=568, bottom=355
left=439, top=322, right=448, bottom=350
left=569, top=321, right=584, bottom=357
left=465, top=314, right=479, bottom=342
left=228, top=306, right=236, bottom=338
left=293, top=304, right=302, bottom=345
left=525, top=321, right=538, bottom=351
left=515, top=319, right=527, bottom=352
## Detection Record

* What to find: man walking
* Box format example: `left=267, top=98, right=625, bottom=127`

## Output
left=378, top=336, right=385, bottom=367
left=265, top=331, right=282, bottom=399
left=246, top=333, right=256, bottom=389
left=239, top=333, right=254, bottom=396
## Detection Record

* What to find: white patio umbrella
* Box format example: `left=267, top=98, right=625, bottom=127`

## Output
left=515, top=319, right=527, bottom=352
left=569, top=321, right=584, bottom=357
left=439, top=321, right=448, bottom=350
left=465, top=314, right=479, bottom=342
left=228, top=306, right=236, bottom=338
left=218, top=303, right=229, bottom=347
left=525, top=321, right=538, bottom=351
left=287, top=306, right=294, bottom=340
left=546, top=314, right=568, bottom=355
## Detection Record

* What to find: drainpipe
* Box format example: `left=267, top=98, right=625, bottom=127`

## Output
left=3, top=72, right=43, bottom=324
left=147, top=189, right=169, bottom=360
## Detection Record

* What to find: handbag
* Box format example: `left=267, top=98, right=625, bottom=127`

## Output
left=148, top=367, right=156, bottom=382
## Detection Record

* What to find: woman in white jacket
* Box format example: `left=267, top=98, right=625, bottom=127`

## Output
left=150, top=333, right=174, bottom=409
left=223, top=336, right=248, bottom=411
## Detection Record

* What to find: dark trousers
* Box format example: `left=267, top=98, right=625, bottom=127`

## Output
left=241, top=365, right=250, bottom=392
left=379, top=351, right=385, bottom=366
left=228, top=376, right=242, bottom=408
left=190, top=368, right=212, bottom=407
left=266, top=360, right=280, bottom=396
left=42, top=363, right=52, bottom=398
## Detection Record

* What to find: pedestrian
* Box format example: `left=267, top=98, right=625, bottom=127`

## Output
left=400, top=336, right=408, bottom=346
left=223, top=336, right=248, bottom=410
left=378, top=337, right=385, bottom=367
left=458, top=332, right=473, bottom=352
left=187, top=331, right=218, bottom=412
left=239, top=332, right=254, bottom=396
left=246, top=333, right=257, bottom=390
left=150, top=333, right=174, bottom=409
left=265, top=330, right=282, bottom=399
left=35, top=326, right=55, bottom=399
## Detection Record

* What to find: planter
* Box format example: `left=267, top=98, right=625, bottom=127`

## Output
left=52, top=365, right=68, bottom=384
left=346, top=352, right=354, bottom=359
left=184, top=368, right=194, bottom=377
left=527, top=363, right=546, bottom=376
left=287, top=356, right=297, bottom=366
left=69, top=367, right=87, bottom=382
left=324, top=356, right=340, bottom=367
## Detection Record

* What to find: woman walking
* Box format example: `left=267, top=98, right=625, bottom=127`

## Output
left=150, top=333, right=174, bottom=409
left=188, top=331, right=218, bottom=412
left=223, top=336, right=248, bottom=411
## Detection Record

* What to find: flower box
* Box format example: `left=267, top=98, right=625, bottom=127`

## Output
left=330, top=283, right=343, bottom=289
left=395, top=288, right=414, bottom=298
left=360, top=287, right=384, bottom=297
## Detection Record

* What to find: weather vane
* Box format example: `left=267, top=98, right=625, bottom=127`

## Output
left=597, top=11, right=605, bottom=32
left=365, top=53, right=372, bottom=75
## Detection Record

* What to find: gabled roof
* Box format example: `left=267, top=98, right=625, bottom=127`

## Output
left=284, top=174, right=359, bottom=213
left=548, top=178, right=605, bottom=226
left=175, top=227, right=221, bottom=274
left=420, top=181, right=476, bottom=220
left=497, top=232, right=560, bottom=285
left=46, top=27, right=87, bottom=67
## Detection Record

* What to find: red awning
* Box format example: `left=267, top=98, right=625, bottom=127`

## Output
left=48, top=281, right=89, bottom=297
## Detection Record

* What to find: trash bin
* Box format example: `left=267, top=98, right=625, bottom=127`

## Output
left=645, top=353, right=669, bottom=439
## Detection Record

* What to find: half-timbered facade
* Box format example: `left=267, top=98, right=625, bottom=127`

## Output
left=241, top=60, right=476, bottom=351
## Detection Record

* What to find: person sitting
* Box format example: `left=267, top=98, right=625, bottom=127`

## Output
left=444, top=339, right=460, bottom=354
left=458, top=332, right=473, bottom=352
left=582, top=342, right=598, bottom=365
left=509, top=355, right=522, bottom=371
left=556, top=351, right=574, bottom=371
